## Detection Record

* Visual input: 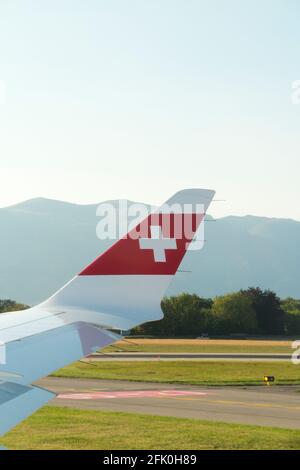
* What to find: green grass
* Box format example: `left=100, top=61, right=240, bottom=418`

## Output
left=53, top=360, right=300, bottom=386
left=103, top=339, right=293, bottom=354
left=2, top=406, right=300, bottom=450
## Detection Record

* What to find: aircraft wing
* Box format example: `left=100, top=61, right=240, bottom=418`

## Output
left=0, top=188, right=215, bottom=442
left=0, top=381, right=54, bottom=437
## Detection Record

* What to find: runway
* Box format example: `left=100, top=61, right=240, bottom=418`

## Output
left=37, top=377, right=300, bottom=430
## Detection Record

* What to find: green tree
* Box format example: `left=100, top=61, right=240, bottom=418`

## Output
left=281, top=298, right=300, bottom=335
left=211, top=292, right=258, bottom=335
left=281, top=298, right=300, bottom=315
left=160, top=294, right=212, bottom=336
left=241, top=287, right=285, bottom=335
left=0, top=299, right=28, bottom=313
left=131, top=294, right=212, bottom=337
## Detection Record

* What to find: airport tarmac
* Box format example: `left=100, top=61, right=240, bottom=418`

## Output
left=87, top=352, right=291, bottom=361
left=37, top=377, right=300, bottom=430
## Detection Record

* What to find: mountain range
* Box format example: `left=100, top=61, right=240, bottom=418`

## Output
left=0, top=197, right=299, bottom=305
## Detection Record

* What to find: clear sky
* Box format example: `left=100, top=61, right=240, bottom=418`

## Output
left=0, top=0, right=299, bottom=219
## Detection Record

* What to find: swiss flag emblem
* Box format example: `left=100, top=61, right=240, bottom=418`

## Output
left=80, top=213, right=203, bottom=276
left=139, top=226, right=177, bottom=263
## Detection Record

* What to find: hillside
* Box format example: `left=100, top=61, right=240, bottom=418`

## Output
left=0, top=198, right=299, bottom=305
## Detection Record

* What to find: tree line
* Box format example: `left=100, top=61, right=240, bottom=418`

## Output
left=1, top=289, right=300, bottom=337
left=132, top=288, right=300, bottom=337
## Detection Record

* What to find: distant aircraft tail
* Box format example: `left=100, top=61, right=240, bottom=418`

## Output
left=41, top=189, right=215, bottom=330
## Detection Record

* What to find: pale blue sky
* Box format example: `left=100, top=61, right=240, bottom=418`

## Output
left=0, top=0, right=299, bottom=219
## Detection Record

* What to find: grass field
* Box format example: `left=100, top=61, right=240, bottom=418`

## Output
left=103, top=338, right=293, bottom=354
left=2, top=406, right=300, bottom=450
left=53, top=360, right=300, bottom=386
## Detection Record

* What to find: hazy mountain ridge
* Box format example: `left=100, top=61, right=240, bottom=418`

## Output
left=0, top=198, right=299, bottom=305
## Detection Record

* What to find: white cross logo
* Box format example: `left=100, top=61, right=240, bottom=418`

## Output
left=139, top=226, right=177, bottom=262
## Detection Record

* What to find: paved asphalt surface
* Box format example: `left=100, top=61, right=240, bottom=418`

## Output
left=87, top=352, right=291, bottom=361
left=37, top=377, right=300, bottom=430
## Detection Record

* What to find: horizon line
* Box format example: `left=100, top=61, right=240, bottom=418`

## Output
left=1, top=196, right=299, bottom=224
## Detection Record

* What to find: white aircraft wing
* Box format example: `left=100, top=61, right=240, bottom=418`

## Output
left=0, top=188, right=215, bottom=442
left=0, top=381, right=54, bottom=437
